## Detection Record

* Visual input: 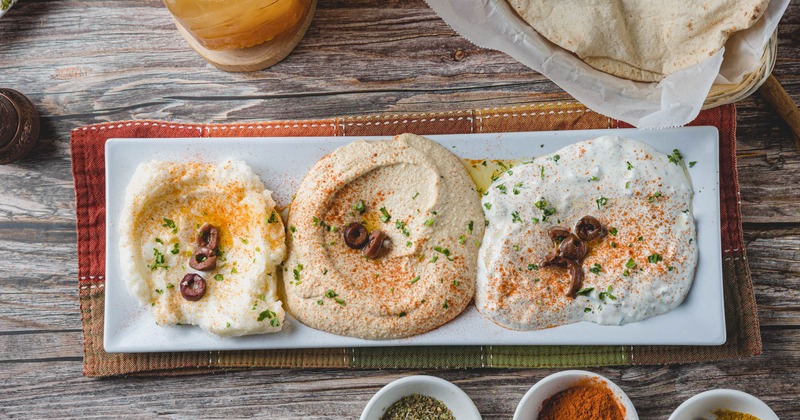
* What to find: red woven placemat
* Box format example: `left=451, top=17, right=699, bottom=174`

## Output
left=71, top=102, right=760, bottom=377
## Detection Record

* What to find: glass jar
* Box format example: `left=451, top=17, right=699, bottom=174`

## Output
left=164, top=0, right=314, bottom=51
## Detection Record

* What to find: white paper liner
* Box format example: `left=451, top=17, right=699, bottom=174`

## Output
left=425, top=0, right=789, bottom=128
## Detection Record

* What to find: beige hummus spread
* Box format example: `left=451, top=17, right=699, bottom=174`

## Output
left=119, top=160, right=286, bottom=337
left=283, top=134, right=485, bottom=339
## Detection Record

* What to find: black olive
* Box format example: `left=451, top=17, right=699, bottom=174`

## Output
left=180, top=273, right=206, bottom=301
left=548, top=226, right=571, bottom=245
left=565, top=259, right=585, bottom=299
left=575, top=216, right=605, bottom=242
left=559, top=234, right=587, bottom=261
left=343, top=222, right=369, bottom=249
left=363, top=229, right=390, bottom=259
left=197, top=223, right=219, bottom=250
left=189, top=247, right=216, bottom=271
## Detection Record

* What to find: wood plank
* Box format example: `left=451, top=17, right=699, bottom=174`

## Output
left=0, top=328, right=797, bottom=418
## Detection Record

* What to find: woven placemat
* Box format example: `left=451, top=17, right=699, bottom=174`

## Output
left=71, top=102, right=760, bottom=377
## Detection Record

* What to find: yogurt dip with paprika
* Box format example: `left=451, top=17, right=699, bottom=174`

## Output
left=476, top=135, right=698, bottom=330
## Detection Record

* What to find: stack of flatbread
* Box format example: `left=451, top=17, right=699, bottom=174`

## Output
left=507, top=0, right=770, bottom=82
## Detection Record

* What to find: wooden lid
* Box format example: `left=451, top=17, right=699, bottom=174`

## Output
left=0, top=88, right=40, bottom=165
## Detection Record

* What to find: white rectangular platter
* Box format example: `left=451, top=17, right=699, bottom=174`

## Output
left=105, top=126, right=724, bottom=352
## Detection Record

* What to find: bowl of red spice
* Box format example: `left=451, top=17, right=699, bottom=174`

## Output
left=513, top=370, right=638, bottom=420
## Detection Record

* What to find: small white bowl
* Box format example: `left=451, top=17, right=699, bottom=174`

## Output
left=669, top=389, right=779, bottom=420
left=360, top=375, right=481, bottom=420
left=513, top=370, right=638, bottom=420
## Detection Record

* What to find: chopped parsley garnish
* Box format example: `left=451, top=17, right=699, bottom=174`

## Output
left=484, top=202, right=492, bottom=210
left=668, top=266, right=675, bottom=271
left=458, top=235, right=466, bottom=245
left=231, top=268, right=238, bottom=274
left=334, top=298, right=346, bottom=306
left=257, top=309, right=276, bottom=322
left=609, top=227, right=618, bottom=236
left=611, top=241, right=617, bottom=248
left=626, top=259, right=637, bottom=269
left=689, top=161, right=697, bottom=168
left=442, top=299, right=449, bottom=309
left=552, top=154, right=561, bottom=163
left=648, top=191, right=662, bottom=203
left=626, top=161, right=633, bottom=170
left=625, top=181, right=630, bottom=189
left=637, top=236, right=644, bottom=241
left=292, top=263, right=304, bottom=283
left=147, top=248, right=168, bottom=271
left=423, top=218, right=435, bottom=227
left=596, top=197, right=608, bottom=209
left=162, top=218, right=177, bottom=234
left=398, top=312, right=407, bottom=318
left=324, top=290, right=337, bottom=298
left=170, top=243, right=180, bottom=254
left=511, top=211, right=522, bottom=223
left=468, top=221, right=474, bottom=234
left=155, top=238, right=163, bottom=244
left=512, top=244, right=519, bottom=251
left=668, top=149, right=683, bottom=164
left=534, top=199, right=556, bottom=221
left=226, top=322, right=231, bottom=328
left=396, top=220, right=410, bottom=236
left=589, top=263, right=602, bottom=275
left=241, top=238, right=248, bottom=244
left=598, top=286, right=616, bottom=301
left=406, top=241, right=413, bottom=247
left=412, top=192, right=420, bottom=200
left=267, top=211, right=277, bottom=223
left=379, top=207, right=391, bottom=223
left=540, top=166, right=545, bottom=179
left=647, top=253, right=663, bottom=263
left=430, top=255, right=438, bottom=263
left=354, top=200, right=366, bottom=214
left=433, top=246, right=453, bottom=261
left=496, top=184, right=507, bottom=194
left=513, top=182, right=523, bottom=195
left=408, top=275, right=420, bottom=284
left=623, top=269, right=630, bottom=277
left=527, top=263, right=539, bottom=271
left=584, top=307, right=592, bottom=313
left=155, top=289, right=163, bottom=295
left=317, top=300, right=324, bottom=305
left=531, top=217, right=540, bottom=224
left=576, top=287, right=594, bottom=296
left=452, top=279, right=460, bottom=287
left=289, top=225, right=296, bottom=233
left=166, top=283, right=174, bottom=289
left=214, top=274, right=224, bottom=281
left=589, top=176, right=599, bottom=182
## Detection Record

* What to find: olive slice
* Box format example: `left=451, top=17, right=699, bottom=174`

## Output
left=343, top=222, right=369, bottom=249
left=565, top=259, right=585, bottom=299
left=575, top=216, right=604, bottom=242
left=189, top=247, right=217, bottom=271
left=541, top=251, right=568, bottom=268
left=363, top=229, right=390, bottom=259
left=180, top=273, right=206, bottom=301
left=559, top=234, right=588, bottom=261
left=548, top=226, right=571, bottom=245
left=197, top=223, right=219, bottom=250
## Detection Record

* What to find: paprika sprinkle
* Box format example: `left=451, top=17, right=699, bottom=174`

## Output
left=537, top=378, right=626, bottom=420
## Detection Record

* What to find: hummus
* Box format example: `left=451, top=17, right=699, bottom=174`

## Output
left=477, top=136, right=698, bottom=330
left=119, top=160, right=286, bottom=337
left=283, top=134, right=485, bottom=339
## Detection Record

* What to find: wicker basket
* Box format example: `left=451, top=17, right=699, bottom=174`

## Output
left=703, top=30, right=777, bottom=109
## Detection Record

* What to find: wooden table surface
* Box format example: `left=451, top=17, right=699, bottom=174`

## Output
left=1, top=1, right=798, bottom=418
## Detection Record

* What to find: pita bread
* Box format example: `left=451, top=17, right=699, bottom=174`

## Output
left=507, top=0, right=769, bottom=82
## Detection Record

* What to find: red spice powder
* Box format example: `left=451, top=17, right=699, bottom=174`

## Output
left=537, top=377, right=626, bottom=420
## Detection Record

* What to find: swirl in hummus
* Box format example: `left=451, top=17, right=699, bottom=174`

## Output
left=119, top=160, right=286, bottom=337
left=284, top=134, right=485, bottom=339
left=476, top=136, right=698, bottom=330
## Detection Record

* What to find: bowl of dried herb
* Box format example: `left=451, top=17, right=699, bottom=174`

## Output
left=361, top=375, right=481, bottom=420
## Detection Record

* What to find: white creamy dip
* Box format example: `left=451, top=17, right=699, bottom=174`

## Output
left=476, top=135, right=698, bottom=330
left=119, top=160, right=286, bottom=337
